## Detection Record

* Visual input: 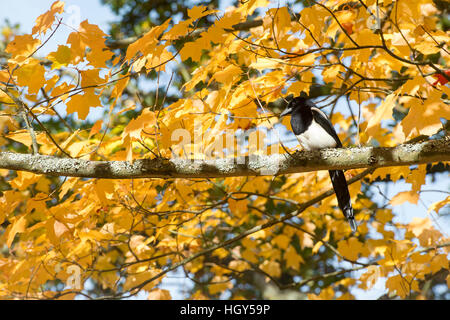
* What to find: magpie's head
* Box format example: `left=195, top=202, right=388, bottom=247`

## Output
left=280, top=96, right=308, bottom=117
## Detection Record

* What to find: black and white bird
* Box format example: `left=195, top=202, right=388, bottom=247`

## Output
left=280, top=96, right=357, bottom=232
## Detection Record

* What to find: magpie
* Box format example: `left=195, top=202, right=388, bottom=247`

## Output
left=280, top=96, right=357, bottom=232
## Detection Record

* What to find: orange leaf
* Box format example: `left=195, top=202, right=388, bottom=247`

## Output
left=47, top=45, right=72, bottom=69
left=5, top=34, right=40, bottom=64
left=66, top=88, right=101, bottom=120
left=89, top=120, right=103, bottom=138
left=365, top=93, right=396, bottom=138
left=337, top=238, right=366, bottom=261
left=10, top=171, right=41, bottom=191
left=390, top=190, right=419, bottom=205
left=6, top=215, right=27, bottom=248
left=122, top=108, right=157, bottom=141
left=401, top=90, right=450, bottom=139
left=32, top=1, right=65, bottom=35
left=15, top=58, right=46, bottom=94
left=147, top=288, right=172, bottom=300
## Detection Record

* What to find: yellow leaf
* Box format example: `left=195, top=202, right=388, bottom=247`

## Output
left=89, top=120, right=103, bottom=138
left=322, top=65, right=343, bottom=83
left=377, top=240, right=415, bottom=267
left=67, top=20, right=112, bottom=67
left=187, top=5, right=217, bottom=20
left=241, top=248, right=258, bottom=264
left=215, top=9, right=242, bottom=31
left=228, top=260, right=251, bottom=272
left=6, top=215, right=27, bottom=248
left=122, top=108, right=156, bottom=141
left=417, top=228, right=442, bottom=247
left=32, top=1, right=65, bottom=35
left=145, top=46, right=174, bottom=71
left=249, top=57, right=282, bottom=70
left=286, top=80, right=309, bottom=97
left=259, top=260, right=281, bottom=278
left=376, top=209, right=394, bottom=224
left=87, top=47, right=114, bottom=69
left=211, top=64, right=242, bottom=85
left=10, top=171, right=41, bottom=191
left=5, top=34, right=41, bottom=64
left=390, top=190, right=419, bottom=205
left=46, top=218, right=69, bottom=245
left=147, top=288, right=172, bottom=300
left=66, top=88, right=101, bottom=120
left=428, top=196, right=450, bottom=214
left=308, top=287, right=335, bottom=300
left=386, top=274, right=419, bottom=298
left=228, top=198, right=248, bottom=217
left=359, top=266, right=381, bottom=290
left=401, top=90, right=450, bottom=139
left=272, top=234, right=290, bottom=250
left=59, top=177, right=78, bottom=199
left=429, top=254, right=449, bottom=274
left=123, top=270, right=159, bottom=292
left=162, top=20, right=192, bottom=41
left=59, top=129, right=81, bottom=151
left=372, top=166, right=410, bottom=182
left=406, top=165, right=426, bottom=193
left=267, top=7, right=291, bottom=39
left=414, top=41, right=441, bottom=55
left=15, top=58, right=46, bottom=94
left=179, top=36, right=211, bottom=62
left=126, top=18, right=171, bottom=61
left=337, top=237, right=366, bottom=261
left=0, top=70, right=12, bottom=83
left=284, top=245, right=304, bottom=271
left=407, top=217, right=433, bottom=237
left=208, top=276, right=232, bottom=295
left=365, top=93, right=396, bottom=138
left=0, top=90, right=14, bottom=104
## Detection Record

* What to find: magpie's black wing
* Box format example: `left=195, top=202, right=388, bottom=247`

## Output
left=311, top=107, right=342, bottom=148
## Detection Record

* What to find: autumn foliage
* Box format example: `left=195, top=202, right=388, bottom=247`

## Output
left=0, top=0, right=449, bottom=300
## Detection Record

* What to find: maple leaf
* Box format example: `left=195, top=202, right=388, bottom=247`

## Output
left=122, top=108, right=157, bottom=141
left=386, top=274, right=419, bottom=299
left=432, top=70, right=450, bottom=86
left=365, top=93, right=397, bottom=139
left=211, top=64, right=242, bottom=85
left=14, top=58, right=46, bottom=94
left=66, top=88, right=101, bottom=120
left=400, top=89, right=450, bottom=138
left=5, top=34, right=41, bottom=64
left=284, top=245, right=304, bottom=271
left=125, top=18, right=171, bottom=62
left=162, top=20, right=192, bottom=41
left=6, top=215, right=27, bottom=248
left=32, top=1, right=65, bottom=36
left=148, top=288, right=172, bottom=300
left=47, top=45, right=72, bottom=69
left=337, top=238, right=367, bottom=261
left=187, top=5, right=217, bottom=21
left=259, top=260, right=281, bottom=278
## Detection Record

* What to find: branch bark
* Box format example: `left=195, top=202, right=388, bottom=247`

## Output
left=0, top=138, right=448, bottom=179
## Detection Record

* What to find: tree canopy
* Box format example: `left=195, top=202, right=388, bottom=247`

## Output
left=0, top=0, right=449, bottom=300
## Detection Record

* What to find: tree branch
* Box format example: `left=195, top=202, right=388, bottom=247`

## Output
left=0, top=138, right=448, bottom=179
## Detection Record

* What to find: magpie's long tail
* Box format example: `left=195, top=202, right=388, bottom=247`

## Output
left=328, top=170, right=357, bottom=232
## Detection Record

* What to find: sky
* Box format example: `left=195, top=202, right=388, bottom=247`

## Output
left=0, top=0, right=116, bottom=55
left=1, top=0, right=449, bottom=300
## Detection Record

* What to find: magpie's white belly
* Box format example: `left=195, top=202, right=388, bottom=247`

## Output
left=296, top=120, right=337, bottom=150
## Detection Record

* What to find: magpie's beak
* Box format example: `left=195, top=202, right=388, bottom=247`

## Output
left=280, top=106, right=293, bottom=118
